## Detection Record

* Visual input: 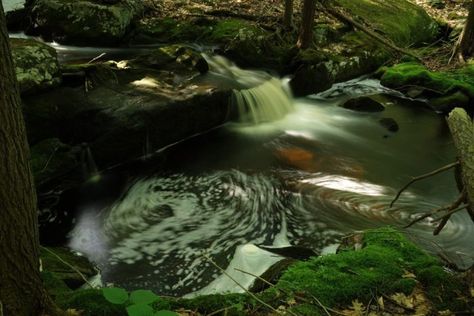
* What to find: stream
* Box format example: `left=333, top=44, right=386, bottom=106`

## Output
left=67, top=61, right=474, bottom=296
left=6, top=19, right=474, bottom=296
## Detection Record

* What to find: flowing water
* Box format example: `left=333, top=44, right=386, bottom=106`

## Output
left=64, top=57, right=474, bottom=296
left=8, top=33, right=472, bottom=295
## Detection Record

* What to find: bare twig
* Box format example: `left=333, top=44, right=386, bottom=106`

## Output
left=404, top=189, right=466, bottom=228
left=40, top=246, right=95, bottom=288
left=433, top=204, right=469, bottom=235
left=203, top=254, right=293, bottom=316
left=87, top=53, right=107, bottom=64
left=390, top=161, right=459, bottom=207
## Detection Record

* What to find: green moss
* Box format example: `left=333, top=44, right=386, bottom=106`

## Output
left=59, top=289, right=128, bottom=316
left=380, top=62, right=474, bottom=96
left=41, top=270, right=72, bottom=300
left=271, top=227, right=459, bottom=310
left=335, top=0, right=439, bottom=46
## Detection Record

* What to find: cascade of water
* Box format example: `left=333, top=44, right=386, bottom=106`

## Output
left=204, top=54, right=294, bottom=124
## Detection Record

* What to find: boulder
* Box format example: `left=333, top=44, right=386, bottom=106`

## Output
left=11, top=38, right=61, bottom=94
left=340, top=96, right=385, bottom=112
left=30, top=0, right=144, bottom=45
left=23, top=46, right=232, bottom=172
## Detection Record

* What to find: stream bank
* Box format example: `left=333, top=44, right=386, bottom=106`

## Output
left=44, top=228, right=474, bottom=315
left=3, top=0, right=474, bottom=314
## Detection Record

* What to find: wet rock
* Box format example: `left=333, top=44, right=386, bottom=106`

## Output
left=30, top=0, right=144, bottom=45
left=379, top=118, right=399, bottom=133
left=429, top=91, right=470, bottom=113
left=11, top=38, right=61, bottom=94
left=23, top=47, right=231, bottom=172
left=340, top=96, right=385, bottom=112
left=289, top=63, right=334, bottom=97
left=131, top=45, right=209, bottom=74
left=30, top=138, right=81, bottom=186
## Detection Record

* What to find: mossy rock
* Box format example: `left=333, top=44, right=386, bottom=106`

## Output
left=379, top=62, right=474, bottom=113
left=10, top=38, right=61, bottom=94
left=335, top=0, right=439, bottom=46
left=271, top=227, right=469, bottom=312
left=31, top=0, right=144, bottom=45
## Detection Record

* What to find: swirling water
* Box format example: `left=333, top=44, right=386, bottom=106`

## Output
left=67, top=61, right=474, bottom=296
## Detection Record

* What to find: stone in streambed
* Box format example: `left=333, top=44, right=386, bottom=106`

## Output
left=379, top=117, right=399, bottom=132
left=340, top=96, right=385, bottom=112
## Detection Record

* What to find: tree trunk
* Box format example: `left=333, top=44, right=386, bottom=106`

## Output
left=0, top=3, right=58, bottom=316
left=446, top=108, right=474, bottom=219
left=283, top=0, right=294, bottom=29
left=459, top=0, right=474, bottom=58
left=297, top=0, right=316, bottom=49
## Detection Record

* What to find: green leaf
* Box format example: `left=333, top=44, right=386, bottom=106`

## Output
left=126, top=304, right=155, bottom=316
left=102, top=287, right=129, bottom=305
left=130, top=289, right=159, bottom=305
left=154, top=311, right=178, bottom=316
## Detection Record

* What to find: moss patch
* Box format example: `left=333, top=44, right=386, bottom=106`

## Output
left=379, top=62, right=474, bottom=112
left=335, top=0, right=439, bottom=46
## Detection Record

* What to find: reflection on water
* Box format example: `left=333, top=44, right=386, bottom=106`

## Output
left=68, top=75, right=474, bottom=296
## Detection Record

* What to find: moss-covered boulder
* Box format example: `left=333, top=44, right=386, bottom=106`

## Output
left=379, top=62, right=474, bottom=113
left=30, top=0, right=144, bottom=45
left=10, top=38, right=61, bottom=94
left=334, top=0, right=439, bottom=46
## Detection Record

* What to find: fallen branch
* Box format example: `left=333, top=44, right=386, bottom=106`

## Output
left=318, top=2, right=422, bottom=62
left=404, top=189, right=466, bottom=228
left=390, top=161, right=460, bottom=208
left=433, top=204, right=469, bottom=235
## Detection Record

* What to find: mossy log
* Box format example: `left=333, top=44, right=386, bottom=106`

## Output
left=447, top=108, right=474, bottom=219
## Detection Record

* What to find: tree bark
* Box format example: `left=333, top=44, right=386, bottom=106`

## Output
left=0, top=3, right=59, bottom=316
left=459, top=0, right=474, bottom=58
left=283, top=0, right=294, bottom=29
left=446, top=108, right=474, bottom=220
left=297, top=0, right=316, bottom=49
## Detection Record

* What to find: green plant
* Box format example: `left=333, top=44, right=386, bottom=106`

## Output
left=102, top=287, right=177, bottom=316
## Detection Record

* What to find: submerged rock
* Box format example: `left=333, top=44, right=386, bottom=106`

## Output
left=11, top=38, right=61, bottom=94
left=340, top=96, right=385, bottom=112
left=30, top=0, right=144, bottom=45
left=379, top=117, right=399, bottom=132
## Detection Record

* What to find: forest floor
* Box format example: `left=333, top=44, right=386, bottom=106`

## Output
left=141, top=0, right=470, bottom=71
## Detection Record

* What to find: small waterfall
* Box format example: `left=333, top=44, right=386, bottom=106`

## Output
left=204, top=54, right=294, bottom=124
